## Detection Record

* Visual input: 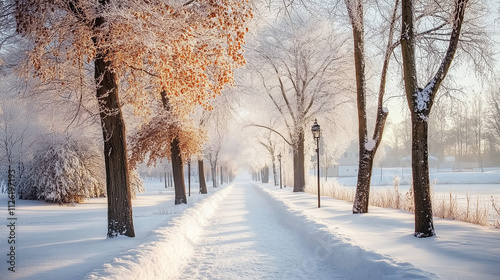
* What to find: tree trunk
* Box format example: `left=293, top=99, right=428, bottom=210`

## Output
left=401, top=0, right=435, bottom=237
left=347, top=0, right=391, bottom=214
left=348, top=0, right=371, bottom=214
left=211, top=163, right=217, bottom=188
left=198, top=159, right=207, bottom=194
left=168, top=169, right=173, bottom=188
left=262, top=165, right=270, bottom=183
left=293, top=130, right=305, bottom=192
left=171, top=137, right=186, bottom=204
left=94, top=51, right=135, bottom=238
left=353, top=149, right=375, bottom=213
left=220, top=166, right=223, bottom=186
left=400, top=0, right=468, bottom=238
left=411, top=112, right=435, bottom=237
left=159, top=91, right=186, bottom=204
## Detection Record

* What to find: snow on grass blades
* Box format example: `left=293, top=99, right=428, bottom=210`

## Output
left=252, top=183, right=438, bottom=280
left=84, top=184, right=234, bottom=280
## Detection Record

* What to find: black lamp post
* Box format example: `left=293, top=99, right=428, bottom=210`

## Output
left=311, top=119, right=321, bottom=208
left=278, top=153, right=282, bottom=189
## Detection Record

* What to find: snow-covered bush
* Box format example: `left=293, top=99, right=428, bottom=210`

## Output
left=17, top=138, right=105, bottom=204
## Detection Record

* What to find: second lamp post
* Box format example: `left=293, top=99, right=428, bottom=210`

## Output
left=311, top=119, right=321, bottom=208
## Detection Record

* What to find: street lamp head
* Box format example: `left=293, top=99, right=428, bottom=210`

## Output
left=277, top=153, right=282, bottom=161
left=311, top=119, right=321, bottom=139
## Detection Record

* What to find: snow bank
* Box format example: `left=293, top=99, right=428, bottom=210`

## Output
left=253, top=184, right=438, bottom=280
left=84, top=185, right=233, bottom=280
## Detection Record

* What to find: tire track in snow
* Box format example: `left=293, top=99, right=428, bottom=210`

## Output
left=177, top=183, right=342, bottom=280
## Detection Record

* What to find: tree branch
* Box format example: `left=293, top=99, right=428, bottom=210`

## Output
left=426, top=0, right=468, bottom=110
left=246, top=124, right=292, bottom=146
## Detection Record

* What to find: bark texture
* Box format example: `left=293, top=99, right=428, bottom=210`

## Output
left=347, top=0, right=389, bottom=213
left=401, top=0, right=467, bottom=237
left=411, top=113, right=434, bottom=236
left=94, top=49, right=135, bottom=238
left=349, top=0, right=370, bottom=213
left=160, top=91, right=187, bottom=205
left=293, top=130, right=305, bottom=192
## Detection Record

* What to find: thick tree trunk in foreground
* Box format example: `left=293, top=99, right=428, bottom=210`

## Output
left=401, top=0, right=435, bottom=237
left=353, top=149, right=375, bottom=213
left=94, top=50, right=135, bottom=238
left=198, top=159, right=207, bottom=194
left=293, top=130, right=306, bottom=192
left=401, top=0, right=466, bottom=237
left=171, top=137, right=187, bottom=204
left=411, top=113, right=434, bottom=237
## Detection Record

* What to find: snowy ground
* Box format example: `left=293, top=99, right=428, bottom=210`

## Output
left=1, top=175, right=499, bottom=279
left=176, top=184, right=342, bottom=280
left=261, top=183, right=500, bottom=279
left=332, top=167, right=500, bottom=223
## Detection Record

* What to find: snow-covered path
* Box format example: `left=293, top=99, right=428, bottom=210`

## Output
left=3, top=178, right=497, bottom=280
left=177, top=183, right=341, bottom=279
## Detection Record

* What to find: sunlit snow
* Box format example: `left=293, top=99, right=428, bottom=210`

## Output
left=1, top=174, right=499, bottom=280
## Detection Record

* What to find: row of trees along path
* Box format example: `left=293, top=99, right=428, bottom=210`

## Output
left=15, top=0, right=252, bottom=237
left=250, top=0, right=475, bottom=238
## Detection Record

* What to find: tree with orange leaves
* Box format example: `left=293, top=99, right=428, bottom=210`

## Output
left=128, top=92, right=207, bottom=205
left=15, top=0, right=252, bottom=237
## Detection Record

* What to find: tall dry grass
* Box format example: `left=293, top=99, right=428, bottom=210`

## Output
left=305, top=175, right=499, bottom=228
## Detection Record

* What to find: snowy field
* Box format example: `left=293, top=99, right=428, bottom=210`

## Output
left=332, top=167, right=500, bottom=223
left=334, top=167, right=500, bottom=186
left=1, top=175, right=499, bottom=279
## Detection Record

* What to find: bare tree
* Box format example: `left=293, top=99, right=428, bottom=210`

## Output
left=257, top=124, right=279, bottom=186
left=248, top=12, right=351, bottom=192
left=191, top=94, right=235, bottom=193
left=344, top=0, right=399, bottom=213
left=401, top=0, right=468, bottom=237
left=206, top=137, right=221, bottom=189
left=198, top=92, right=238, bottom=189
left=469, top=95, right=485, bottom=171
left=487, top=88, right=500, bottom=152
left=0, top=0, right=16, bottom=57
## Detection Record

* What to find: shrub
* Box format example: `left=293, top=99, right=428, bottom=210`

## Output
left=17, top=138, right=105, bottom=204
